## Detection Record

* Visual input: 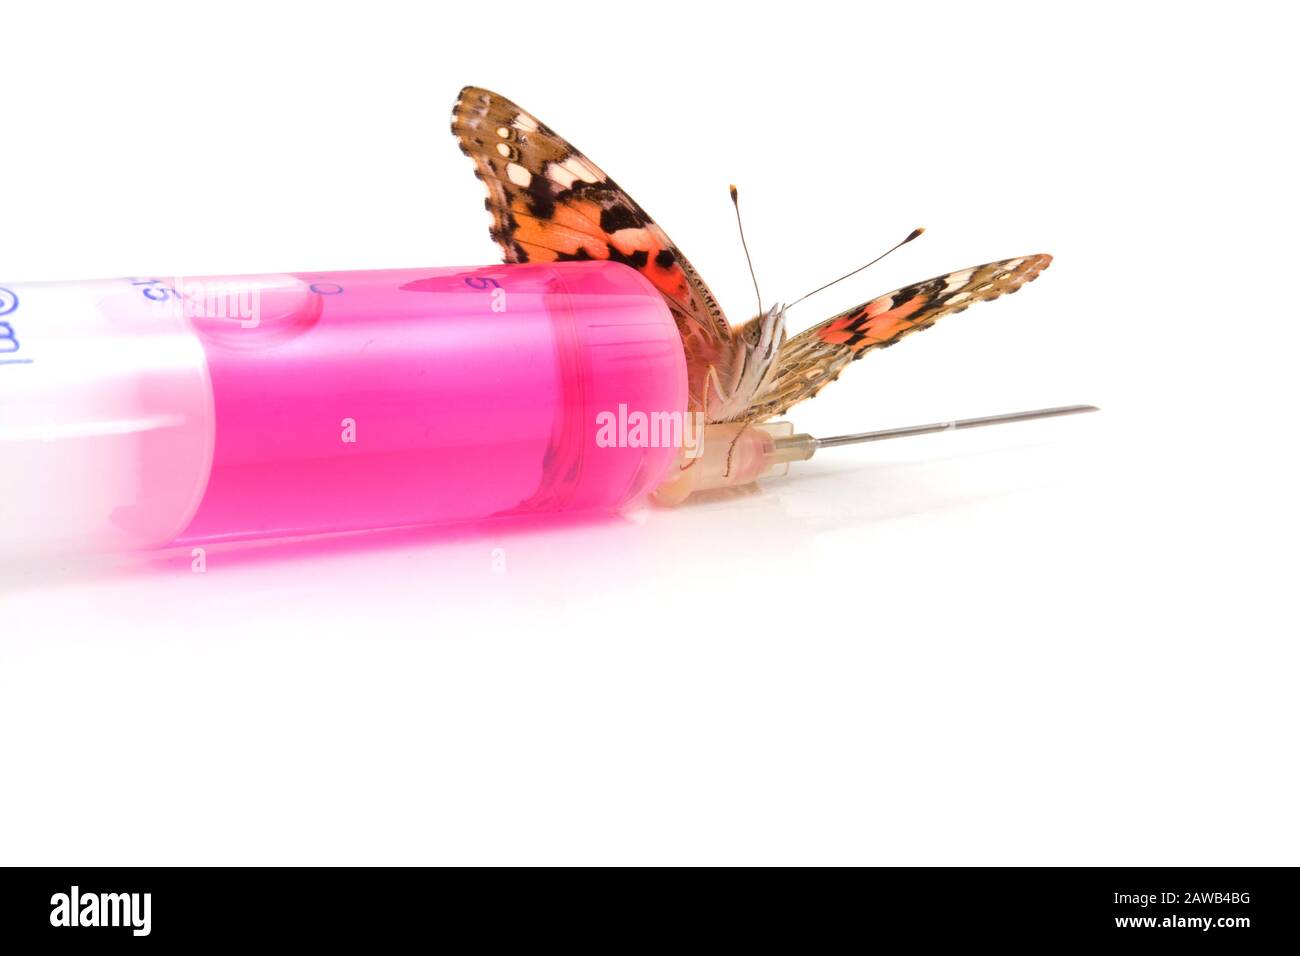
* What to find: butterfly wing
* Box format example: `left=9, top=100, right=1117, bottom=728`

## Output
left=452, top=86, right=744, bottom=510
left=745, top=254, right=1052, bottom=420
left=451, top=86, right=733, bottom=406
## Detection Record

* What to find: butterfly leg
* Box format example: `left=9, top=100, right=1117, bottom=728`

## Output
left=723, top=420, right=754, bottom=478
left=701, top=364, right=761, bottom=476
left=680, top=364, right=726, bottom=472
left=700, top=365, right=761, bottom=477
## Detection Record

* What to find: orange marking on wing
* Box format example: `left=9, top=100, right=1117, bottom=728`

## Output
left=860, top=295, right=926, bottom=339
left=819, top=295, right=928, bottom=350
left=510, top=199, right=606, bottom=259
left=513, top=239, right=563, bottom=262
left=639, top=267, right=683, bottom=298
left=825, top=307, right=866, bottom=334
left=634, top=238, right=694, bottom=304
left=552, top=199, right=605, bottom=236
left=509, top=191, right=701, bottom=320
left=821, top=328, right=858, bottom=345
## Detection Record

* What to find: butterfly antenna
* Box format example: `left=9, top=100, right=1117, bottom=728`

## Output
left=730, top=184, right=763, bottom=317
left=788, top=226, right=925, bottom=309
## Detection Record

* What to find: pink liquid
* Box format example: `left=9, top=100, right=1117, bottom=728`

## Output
left=173, top=262, right=685, bottom=544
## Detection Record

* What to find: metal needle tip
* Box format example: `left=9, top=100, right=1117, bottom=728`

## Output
left=811, top=404, right=1099, bottom=449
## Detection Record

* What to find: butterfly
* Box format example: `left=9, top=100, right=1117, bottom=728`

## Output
left=451, top=85, right=1050, bottom=428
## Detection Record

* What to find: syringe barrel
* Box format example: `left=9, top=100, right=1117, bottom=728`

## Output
left=0, top=262, right=686, bottom=555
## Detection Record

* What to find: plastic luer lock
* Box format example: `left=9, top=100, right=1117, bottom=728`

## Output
left=0, top=262, right=686, bottom=555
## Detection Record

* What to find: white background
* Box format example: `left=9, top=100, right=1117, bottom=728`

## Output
left=1, top=1, right=1296, bottom=865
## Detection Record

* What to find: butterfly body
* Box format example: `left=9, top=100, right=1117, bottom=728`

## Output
left=451, top=86, right=1051, bottom=429
left=706, top=304, right=786, bottom=421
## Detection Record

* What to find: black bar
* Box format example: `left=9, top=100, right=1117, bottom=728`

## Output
left=0, top=866, right=1294, bottom=945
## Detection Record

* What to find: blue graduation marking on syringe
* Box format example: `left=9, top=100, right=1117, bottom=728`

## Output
left=1, top=287, right=31, bottom=364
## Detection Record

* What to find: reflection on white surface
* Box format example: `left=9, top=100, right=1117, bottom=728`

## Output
left=2, top=411, right=1295, bottom=866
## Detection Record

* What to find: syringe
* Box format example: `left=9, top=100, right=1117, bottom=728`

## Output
left=0, top=258, right=1094, bottom=558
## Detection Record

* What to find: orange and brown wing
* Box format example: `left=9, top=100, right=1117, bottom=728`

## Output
left=451, top=86, right=731, bottom=354
left=746, top=254, right=1052, bottom=420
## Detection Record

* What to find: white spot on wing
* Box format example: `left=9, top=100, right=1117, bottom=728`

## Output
left=506, top=162, right=532, bottom=186
left=942, top=269, right=974, bottom=293
left=496, top=126, right=510, bottom=138
left=496, top=142, right=511, bottom=158
left=513, top=112, right=540, bottom=132
left=561, top=155, right=601, bottom=184
left=546, top=162, right=579, bottom=190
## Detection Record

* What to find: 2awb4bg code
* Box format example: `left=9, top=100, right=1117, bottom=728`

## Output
left=1115, top=892, right=1250, bottom=907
